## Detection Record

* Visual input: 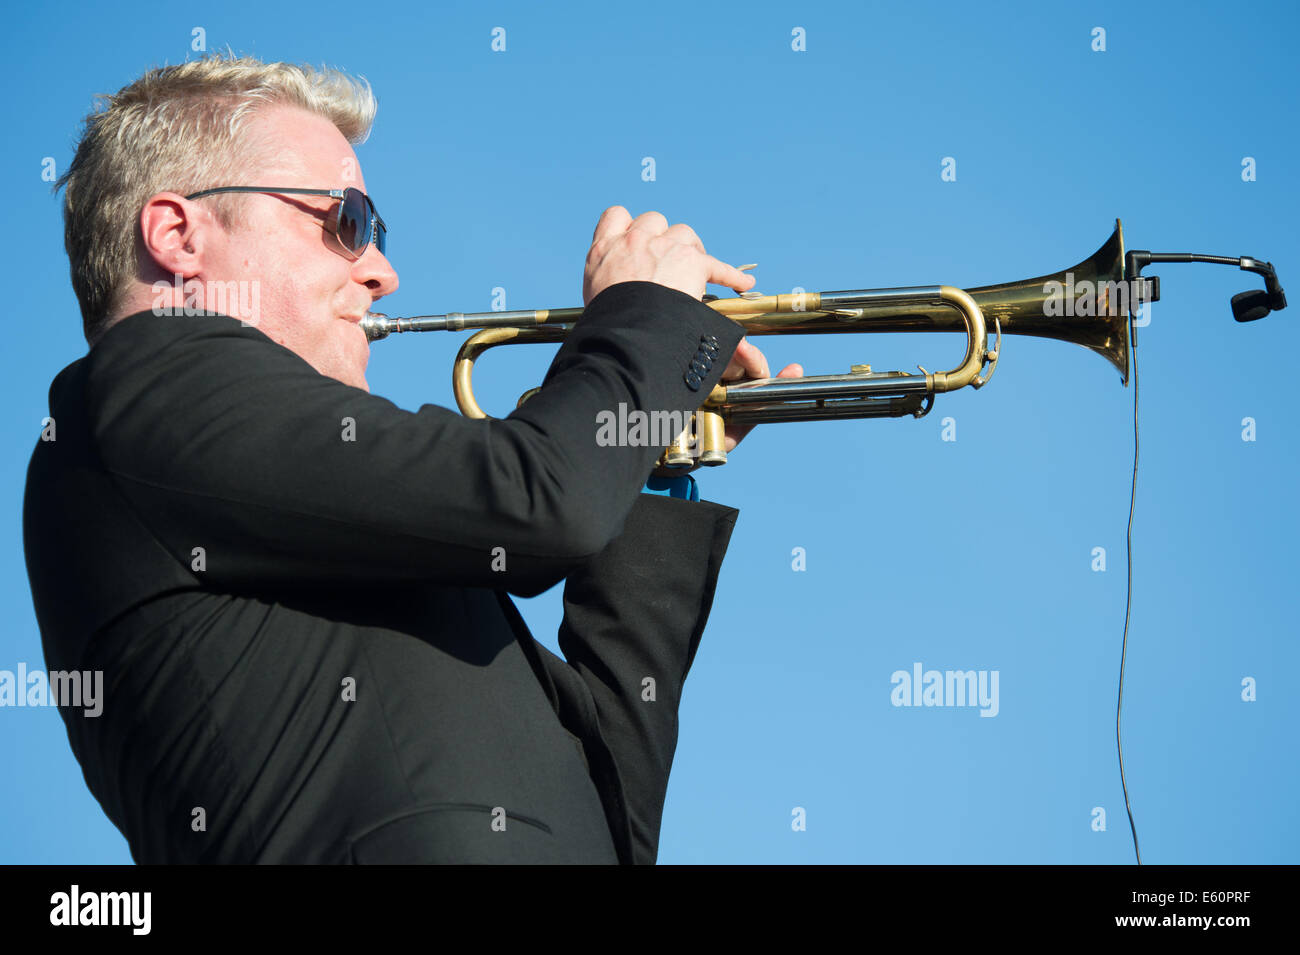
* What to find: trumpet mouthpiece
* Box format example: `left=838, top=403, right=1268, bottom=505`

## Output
left=360, top=312, right=391, bottom=342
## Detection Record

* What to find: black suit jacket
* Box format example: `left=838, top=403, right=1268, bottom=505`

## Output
left=23, top=280, right=745, bottom=864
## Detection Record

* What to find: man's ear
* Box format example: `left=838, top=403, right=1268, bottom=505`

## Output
left=139, top=192, right=209, bottom=278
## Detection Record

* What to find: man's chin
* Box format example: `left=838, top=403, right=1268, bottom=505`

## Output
left=338, top=359, right=370, bottom=392
left=343, top=328, right=371, bottom=390
left=316, top=350, right=369, bottom=391
left=353, top=348, right=371, bottom=391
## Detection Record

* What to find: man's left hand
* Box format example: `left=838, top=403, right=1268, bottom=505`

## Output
left=721, top=337, right=802, bottom=452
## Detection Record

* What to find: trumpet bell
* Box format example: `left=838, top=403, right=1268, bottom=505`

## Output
left=706, top=220, right=1132, bottom=386
left=970, top=218, right=1130, bottom=385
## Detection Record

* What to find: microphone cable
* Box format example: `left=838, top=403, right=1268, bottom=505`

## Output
left=1111, top=245, right=1285, bottom=866
left=1117, top=319, right=1141, bottom=865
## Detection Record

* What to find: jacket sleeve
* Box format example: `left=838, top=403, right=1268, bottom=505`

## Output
left=530, top=492, right=739, bottom=864
left=84, top=281, right=744, bottom=598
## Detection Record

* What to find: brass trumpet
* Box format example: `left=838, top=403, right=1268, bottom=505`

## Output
left=361, top=219, right=1285, bottom=467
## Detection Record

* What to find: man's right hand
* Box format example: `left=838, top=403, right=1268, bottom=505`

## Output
left=582, top=206, right=756, bottom=306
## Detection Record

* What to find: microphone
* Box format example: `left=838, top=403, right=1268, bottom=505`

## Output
left=1235, top=257, right=1287, bottom=321
left=1231, top=289, right=1271, bottom=322
left=1127, top=248, right=1286, bottom=325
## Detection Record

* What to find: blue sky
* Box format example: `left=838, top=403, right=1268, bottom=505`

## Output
left=2, top=0, right=1296, bottom=863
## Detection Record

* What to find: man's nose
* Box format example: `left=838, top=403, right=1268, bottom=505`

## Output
left=356, top=246, right=399, bottom=297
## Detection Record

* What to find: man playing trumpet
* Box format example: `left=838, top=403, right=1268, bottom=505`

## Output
left=25, top=53, right=798, bottom=863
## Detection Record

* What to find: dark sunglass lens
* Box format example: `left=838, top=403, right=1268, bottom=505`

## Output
left=375, top=219, right=386, bottom=255
left=336, top=189, right=366, bottom=254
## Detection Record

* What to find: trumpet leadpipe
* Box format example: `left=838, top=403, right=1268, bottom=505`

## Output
left=361, top=307, right=582, bottom=342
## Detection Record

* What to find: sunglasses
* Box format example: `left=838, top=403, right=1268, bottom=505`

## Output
left=183, top=186, right=387, bottom=259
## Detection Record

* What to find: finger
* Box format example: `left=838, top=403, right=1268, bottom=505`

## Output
left=706, top=255, right=757, bottom=293
left=591, top=205, right=632, bottom=247
left=626, top=210, right=669, bottom=240
left=776, top=362, right=803, bottom=378
left=721, top=423, right=754, bottom=453
left=720, top=339, right=749, bottom=380
left=721, top=337, right=770, bottom=381
left=662, top=222, right=705, bottom=255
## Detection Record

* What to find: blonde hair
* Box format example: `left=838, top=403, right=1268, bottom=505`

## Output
left=57, top=53, right=377, bottom=344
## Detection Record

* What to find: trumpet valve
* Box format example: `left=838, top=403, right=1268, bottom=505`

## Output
left=662, top=425, right=696, bottom=468
left=696, top=409, right=728, bottom=467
